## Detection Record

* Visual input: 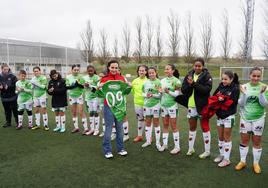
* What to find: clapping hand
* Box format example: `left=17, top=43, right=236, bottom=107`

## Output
left=48, top=87, right=54, bottom=93
left=240, top=85, right=246, bottom=94
left=187, top=76, right=193, bottom=85
left=260, top=85, right=267, bottom=93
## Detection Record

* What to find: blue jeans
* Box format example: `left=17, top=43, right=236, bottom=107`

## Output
left=103, top=104, right=124, bottom=155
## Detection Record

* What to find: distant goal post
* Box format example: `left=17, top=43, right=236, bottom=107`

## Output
left=219, top=67, right=264, bottom=81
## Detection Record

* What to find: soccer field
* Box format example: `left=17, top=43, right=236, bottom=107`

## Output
left=0, top=82, right=268, bottom=188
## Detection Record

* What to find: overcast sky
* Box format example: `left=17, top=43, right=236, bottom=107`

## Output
left=0, top=0, right=266, bottom=58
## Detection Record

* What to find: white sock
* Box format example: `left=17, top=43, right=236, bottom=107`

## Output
left=35, top=113, right=40, bottom=126
left=42, top=113, right=48, bottom=126
left=28, top=115, right=33, bottom=126
left=82, top=118, right=88, bottom=130
left=188, top=131, right=196, bottom=151
left=253, top=147, right=262, bottom=164
left=94, top=116, right=100, bottom=131
left=72, top=117, right=79, bottom=129
left=61, top=115, right=66, bottom=129
left=55, top=116, right=60, bottom=128
left=123, top=121, right=129, bottom=135
left=18, top=115, right=23, bottom=127
left=239, top=144, right=249, bottom=163
left=224, top=141, right=232, bottom=160
left=203, top=131, right=211, bottom=153
left=89, top=117, right=94, bottom=130
left=218, top=140, right=224, bottom=156
left=145, top=126, right=152, bottom=144
left=137, top=120, right=145, bottom=136
left=154, top=126, right=161, bottom=146
left=173, top=131, right=180, bottom=149
left=112, top=124, right=116, bottom=133
left=162, top=133, right=169, bottom=146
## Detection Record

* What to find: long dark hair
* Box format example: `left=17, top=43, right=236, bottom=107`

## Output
left=106, top=60, right=119, bottom=73
left=71, top=64, right=80, bottom=70
left=87, top=65, right=97, bottom=75
left=223, top=70, right=239, bottom=85
left=167, top=64, right=180, bottom=79
left=49, top=69, right=62, bottom=80
left=193, top=58, right=205, bottom=66
left=250, top=67, right=262, bottom=75
left=136, top=65, right=149, bottom=78
left=148, top=66, right=158, bottom=78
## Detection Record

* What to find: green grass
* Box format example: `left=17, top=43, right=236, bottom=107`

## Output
left=0, top=80, right=268, bottom=188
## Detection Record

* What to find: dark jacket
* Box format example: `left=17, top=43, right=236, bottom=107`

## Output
left=47, top=77, right=67, bottom=108
left=213, top=82, right=240, bottom=119
left=0, top=72, right=17, bottom=102
left=175, top=68, right=212, bottom=114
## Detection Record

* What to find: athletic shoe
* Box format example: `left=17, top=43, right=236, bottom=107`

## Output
left=141, top=142, right=151, bottom=148
left=111, top=133, right=116, bottom=141
left=28, top=125, right=33, bottom=129
left=214, top=155, right=224, bottom=163
left=117, top=150, right=128, bottom=156
left=82, top=129, right=89, bottom=135
left=199, top=151, right=210, bottom=159
left=123, top=135, right=130, bottom=142
left=104, top=152, right=114, bottom=159
left=218, top=159, right=231, bottom=167
left=133, top=136, right=143, bottom=143
left=170, top=147, right=180, bottom=155
left=32, top=126, right=40, bottom=130
left=71, top=128, right=80, bottom=133
left=86, top=129, right=94, bottom=136
left=235, top=161, right=247, bottom=171
left=158, top=145, right=168, bottom=152
left=253, top=163, right=261, bottom=174
left=59, top=128, right=66, bottom=133
left=53, top=127, right=61, bottom=132
left=156, top=144, right=162, bottom=152
left=44, top=126, right=49, bottom=131
left=99, top=132, right=104, bottom=137
left=186, top=149, right=195, bottom=156
left=16, top=125, right=22, bottom=130
left=3, top=122, right=11, bottom=128
left=93, top=130, right=100, bottom=136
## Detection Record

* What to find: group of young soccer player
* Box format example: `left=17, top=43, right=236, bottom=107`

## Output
left=4, top=57, right=268, bottom=174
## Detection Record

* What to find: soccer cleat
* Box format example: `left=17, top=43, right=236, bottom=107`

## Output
left=71, top=128, right=80, bottom=133
left=170, top=147, right=181, bottom=155
left=123, top=135, right=130, bottom=142
left=44, top=126, right=49, bottom=131
left=199, top=151, right=210, bottom=159
left=59, top=128, right=66, bottom=133
left=93, top=130, right=100, bottom=136
left=117, top=150, right=128, bottom=156
left=186, top=149, right=195, bottom=156
left=82, top=129, right=90, bottom=135
left=86, top=129, right=94, bottom=136
left=214, top=155, right=224, bottom=163
left=156, top=144, right=162, bottom=152
left=31, top=126, right=40, bottom=130
left=99, top=132, right=104, bottom=137
left=133, top=136, right=143, bottom=143
left=235, top=161, right=246, bottom=171
left=53, top=127, right=61, bottom=132
left=28, top=125, right=33, bottom=129
left=104, top=152, right=114, bottom=159
left=141, top=142, right=151, bottom=148
left=111, top=133, right=116, bottom=141
left=158, top=145, right=168, bottom=152
left=253, top=163, right=261, bottom=174
left=218, top=159, right=231, bottom=167
left=16, top=125, right=22, bottom=130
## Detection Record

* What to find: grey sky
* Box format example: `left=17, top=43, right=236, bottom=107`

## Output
left=0, top=0, right=265, bottom=58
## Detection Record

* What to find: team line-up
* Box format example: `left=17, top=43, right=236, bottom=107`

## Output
left=0, top=58, right=267, bottom=174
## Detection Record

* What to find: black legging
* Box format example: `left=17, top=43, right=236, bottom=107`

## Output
left=2, top=100, right=18, bottom=124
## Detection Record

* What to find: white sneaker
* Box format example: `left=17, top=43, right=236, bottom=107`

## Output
left=170, top=147, right=180, bottom=155
left=214, top=155, right=224, bottom=163
left=141, top=142, right=151, bottom=148
left=158, top=145, right=168, bottom=152
left=104, top=152, right=113, bottom=159
left=85, top=129, right=94, bottom=136
left=186, top=149, right=195, bottom=156
left=99, top=132, right=104, bottom=137
left=218, top=159, right=231, bottom=167
left=118, top=150, right=128, bottom=156
left=93, top=130, right=99, bottom=136
left=123, top=135, right=130, bottom=142
left=199, top=151, right=210, bottom=159
left=111, top=133, right=116, bottom=140
left=156, top=144, right=162, bottom=152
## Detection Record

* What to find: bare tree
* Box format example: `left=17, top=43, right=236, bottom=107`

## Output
left=155, top=17, right=163, bottom=63
left=262, top=0, right=268, bottom=59
left=200, top=14, right=213, bottom=63
left=98, top=28, right=110, bottom=64
left=221, top=9, right=232, bottom=62
left=183, top=11, right=195, bottom=65
left=145, top=15, right=154, bottom=63
left=135, top=17, right=143, bottom=63
left=122, top=22, right=131, bottom=63
left=113, top=36, right=119, bottom=59
left=167, top=10, right=180, bottom=63
left=80, top=20, right=94, bottom=63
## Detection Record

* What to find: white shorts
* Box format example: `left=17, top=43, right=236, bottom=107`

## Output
left=161, top=104, right=178, bottom=118
left=187, top=107, right=200, bottom=119
left=86, top=98, right=99, bottom=112
left=217, top=115, right=235, bottom=128
left=18, top=101, right=33, bottom=111
left=33, top=97, right=47, bottom=108
left=69, top=95, right=83, bottom=105
left=135, top=106, right=144, bottom=121
left=144, top=104, right=160, bottom=118
left=52, top=107, right=66, bottom=112
left=239, top=117, right=265, bottom=136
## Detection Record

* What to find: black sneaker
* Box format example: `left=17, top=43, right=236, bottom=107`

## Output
left=3, top=122, right=11, bottom=128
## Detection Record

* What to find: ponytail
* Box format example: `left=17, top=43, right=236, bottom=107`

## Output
left=167, top=64, right=180, bottom=79
left=223, top=70, right=239, bottom=85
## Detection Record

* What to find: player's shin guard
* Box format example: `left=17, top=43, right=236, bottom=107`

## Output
left=253, top=147, right=262, bottom=164
left=137, top=120, right=145, bottom=136
left=89, top=117, right=94, bottom=131
left=18, top=115, right=23, bottom=127
left=35, top=113, right=41, bottom=126
left=61, top=115, right=66, bottom=129
left=55, top=116, right=60, bottom=128
left=188, top=131, right=196, bottom=150
left=173, top=131, right=180, bottom=149
left=224, top=141, right=232, bottom=160
left=82, top=118, right=88, bottom=130
left=162, top=132, right=169, bottom=146
left=72, top=117, right=79, bottom=129
left=42, top=113, right=48, bottom=127
left=94, top=116, right=100, bottom=131
left=203, top=131, right=211, bottom=152
left=28, top=115, right=33, bottom=127
left=154, top=126, right=161, bottom=146
left=145, top=126, right=152, bottom=144
left=218, top=140, right=224, bottom=156
left=239, top=144, right=249, bottom=163
left=123, top=121, right=129, bottom=136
